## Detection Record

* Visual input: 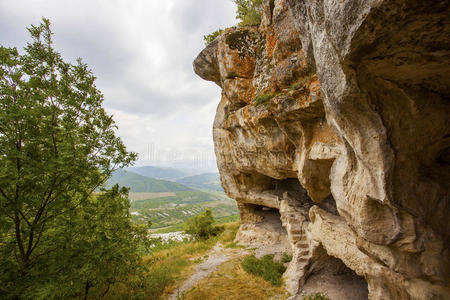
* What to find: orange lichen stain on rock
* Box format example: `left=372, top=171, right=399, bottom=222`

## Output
left=224, top=78, right=256, bottom=105
left=265, top=27, right=277, bottom=58
left=242, top=83, right=256, bottom=105
left=242, top=106, right=250, bottom=121
left=297, top=49, right=308, bottom=68
left=291, top=74, right=322, bottom=108
left=224, top=49, right=256, bottom=79
left=308, top=75, right=320, bottom=94
left=291, top=87, right=313, bottom=107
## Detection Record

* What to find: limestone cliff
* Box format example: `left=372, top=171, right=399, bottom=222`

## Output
left=193, top=1, right=450, bottom=299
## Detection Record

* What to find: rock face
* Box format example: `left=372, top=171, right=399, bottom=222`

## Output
left=193, top=0, right=450, bottom=299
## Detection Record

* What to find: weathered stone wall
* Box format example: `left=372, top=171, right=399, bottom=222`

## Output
left=193, top=0, right=450, bottom=299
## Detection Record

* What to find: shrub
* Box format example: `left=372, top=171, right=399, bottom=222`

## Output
left=303, top=293, right=330, bottom=300
left=253, top=93, right=273, bottom=106
left=184, top=208, right=224, bottom=240
left=281, top=252, right=293, bottom=263
left=289, top=73, right=316, bottom=91
left=234, top=0, right=263, bottom=26
left=204, top=28, right=224, bottom=45
left=241, top=254, right=286, bottom=286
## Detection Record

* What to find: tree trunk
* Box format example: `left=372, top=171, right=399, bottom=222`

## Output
left=84, top=281, right=91, bottom=300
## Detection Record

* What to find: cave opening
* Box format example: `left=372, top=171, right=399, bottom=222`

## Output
left=304, top=244, right=369, bottom=300
left=237, top=202, right=291, bottom=257
left=272, top=177, right=339, bottom=217
left=236, top=171, right=340, bottom=218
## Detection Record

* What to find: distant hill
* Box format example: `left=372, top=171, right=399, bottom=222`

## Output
left=105, top=169, right=192, bottom=192
left=129, top=190, right=238, bottom=230
left=176, top=173, right=223, bottom=191
left=127, top=166, right=195, bottom=181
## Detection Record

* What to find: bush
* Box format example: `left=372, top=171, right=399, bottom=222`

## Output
left=281, top=252, right=293, bottom=263
left=303, top=293, right=330, bottom=300
left=184, top=208, right=224, bottom=240
left=241, top=254, right=286, bottom=286
left=253, top=93, right=274, bottom=106
left=204, top=28, right=224, bottom=45
left=203, top=0, right=262, bottom=48
left=234, top=0, right=263, bottom=26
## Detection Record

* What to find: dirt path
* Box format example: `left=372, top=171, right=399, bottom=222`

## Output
left=168, top=243, right=249, bottom=299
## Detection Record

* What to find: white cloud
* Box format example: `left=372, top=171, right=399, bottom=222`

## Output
left=0, top=0, right=236, bottom=166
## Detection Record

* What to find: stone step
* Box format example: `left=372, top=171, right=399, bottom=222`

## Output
left=290, top=234, right=304, bottom=241
left=298, top=257, right=309, bottom=263
left=298, top=249, right=309, bottom=256
left=289, top=229, right=303, bottom=235
left=287, top=224, right=302, bottom=230
left=296, top=242, right=309, bottom=249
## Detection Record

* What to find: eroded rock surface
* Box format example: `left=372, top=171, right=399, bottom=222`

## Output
left=193, top=0, right=450, bottom=299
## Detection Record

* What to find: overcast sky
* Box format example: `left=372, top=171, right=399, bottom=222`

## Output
left=0, top=0, right=236, bottom=169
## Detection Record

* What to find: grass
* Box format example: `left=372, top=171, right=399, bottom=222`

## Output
left=135, top=222, right=241, bottom=299
left=252, top=92, right=284, bottom=107
left=179, top=258, right=289, bottom=300
left=224, top=241, right=245, bottom=249
left=241, top=254, right=286, bottom=286
left=143, top=256, right=190, bottom=299
left=253, top=93, right=274, bottom=106
left=302, top=293, right=330, bottom=300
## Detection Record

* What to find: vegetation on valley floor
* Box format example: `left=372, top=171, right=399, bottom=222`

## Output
left=130, top=190, right=238, bottom=230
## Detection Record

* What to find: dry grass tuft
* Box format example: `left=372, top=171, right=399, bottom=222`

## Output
left=139, top=222, right=241, bottom=299
left=180, top=258, right=289, bottom=300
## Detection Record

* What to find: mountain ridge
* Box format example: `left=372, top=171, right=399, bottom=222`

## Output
left=106, top=169, right=192, bottom=193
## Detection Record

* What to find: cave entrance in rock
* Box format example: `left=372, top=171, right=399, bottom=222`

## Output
left=271, top=177, right=340, bottom=218
left=251, top=204, right=284, bottom=235
left=304, top=244, right=369, bottom=300
left=238, top=203, right=291, bottom=257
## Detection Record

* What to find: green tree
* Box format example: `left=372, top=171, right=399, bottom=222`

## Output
left=203, top=29, right=224, bottom=46
left=184, top=208, right=223, bottom=240
left=0, top=19, right=144, bottom=299
left=234, top=0, right=263, bottom=26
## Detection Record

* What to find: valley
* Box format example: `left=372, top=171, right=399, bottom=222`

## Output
left=106, top=166, right=238, bottom=232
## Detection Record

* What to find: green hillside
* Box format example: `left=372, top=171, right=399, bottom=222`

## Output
left=105, top=169, right=192, bottom=192
left=106, top=169, right=237, bottom=232
left=128, top=166, right=192, bottom=180
left=129, top=190, right=238, bottom=231
left=176, top=173, right=223, bottom=191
